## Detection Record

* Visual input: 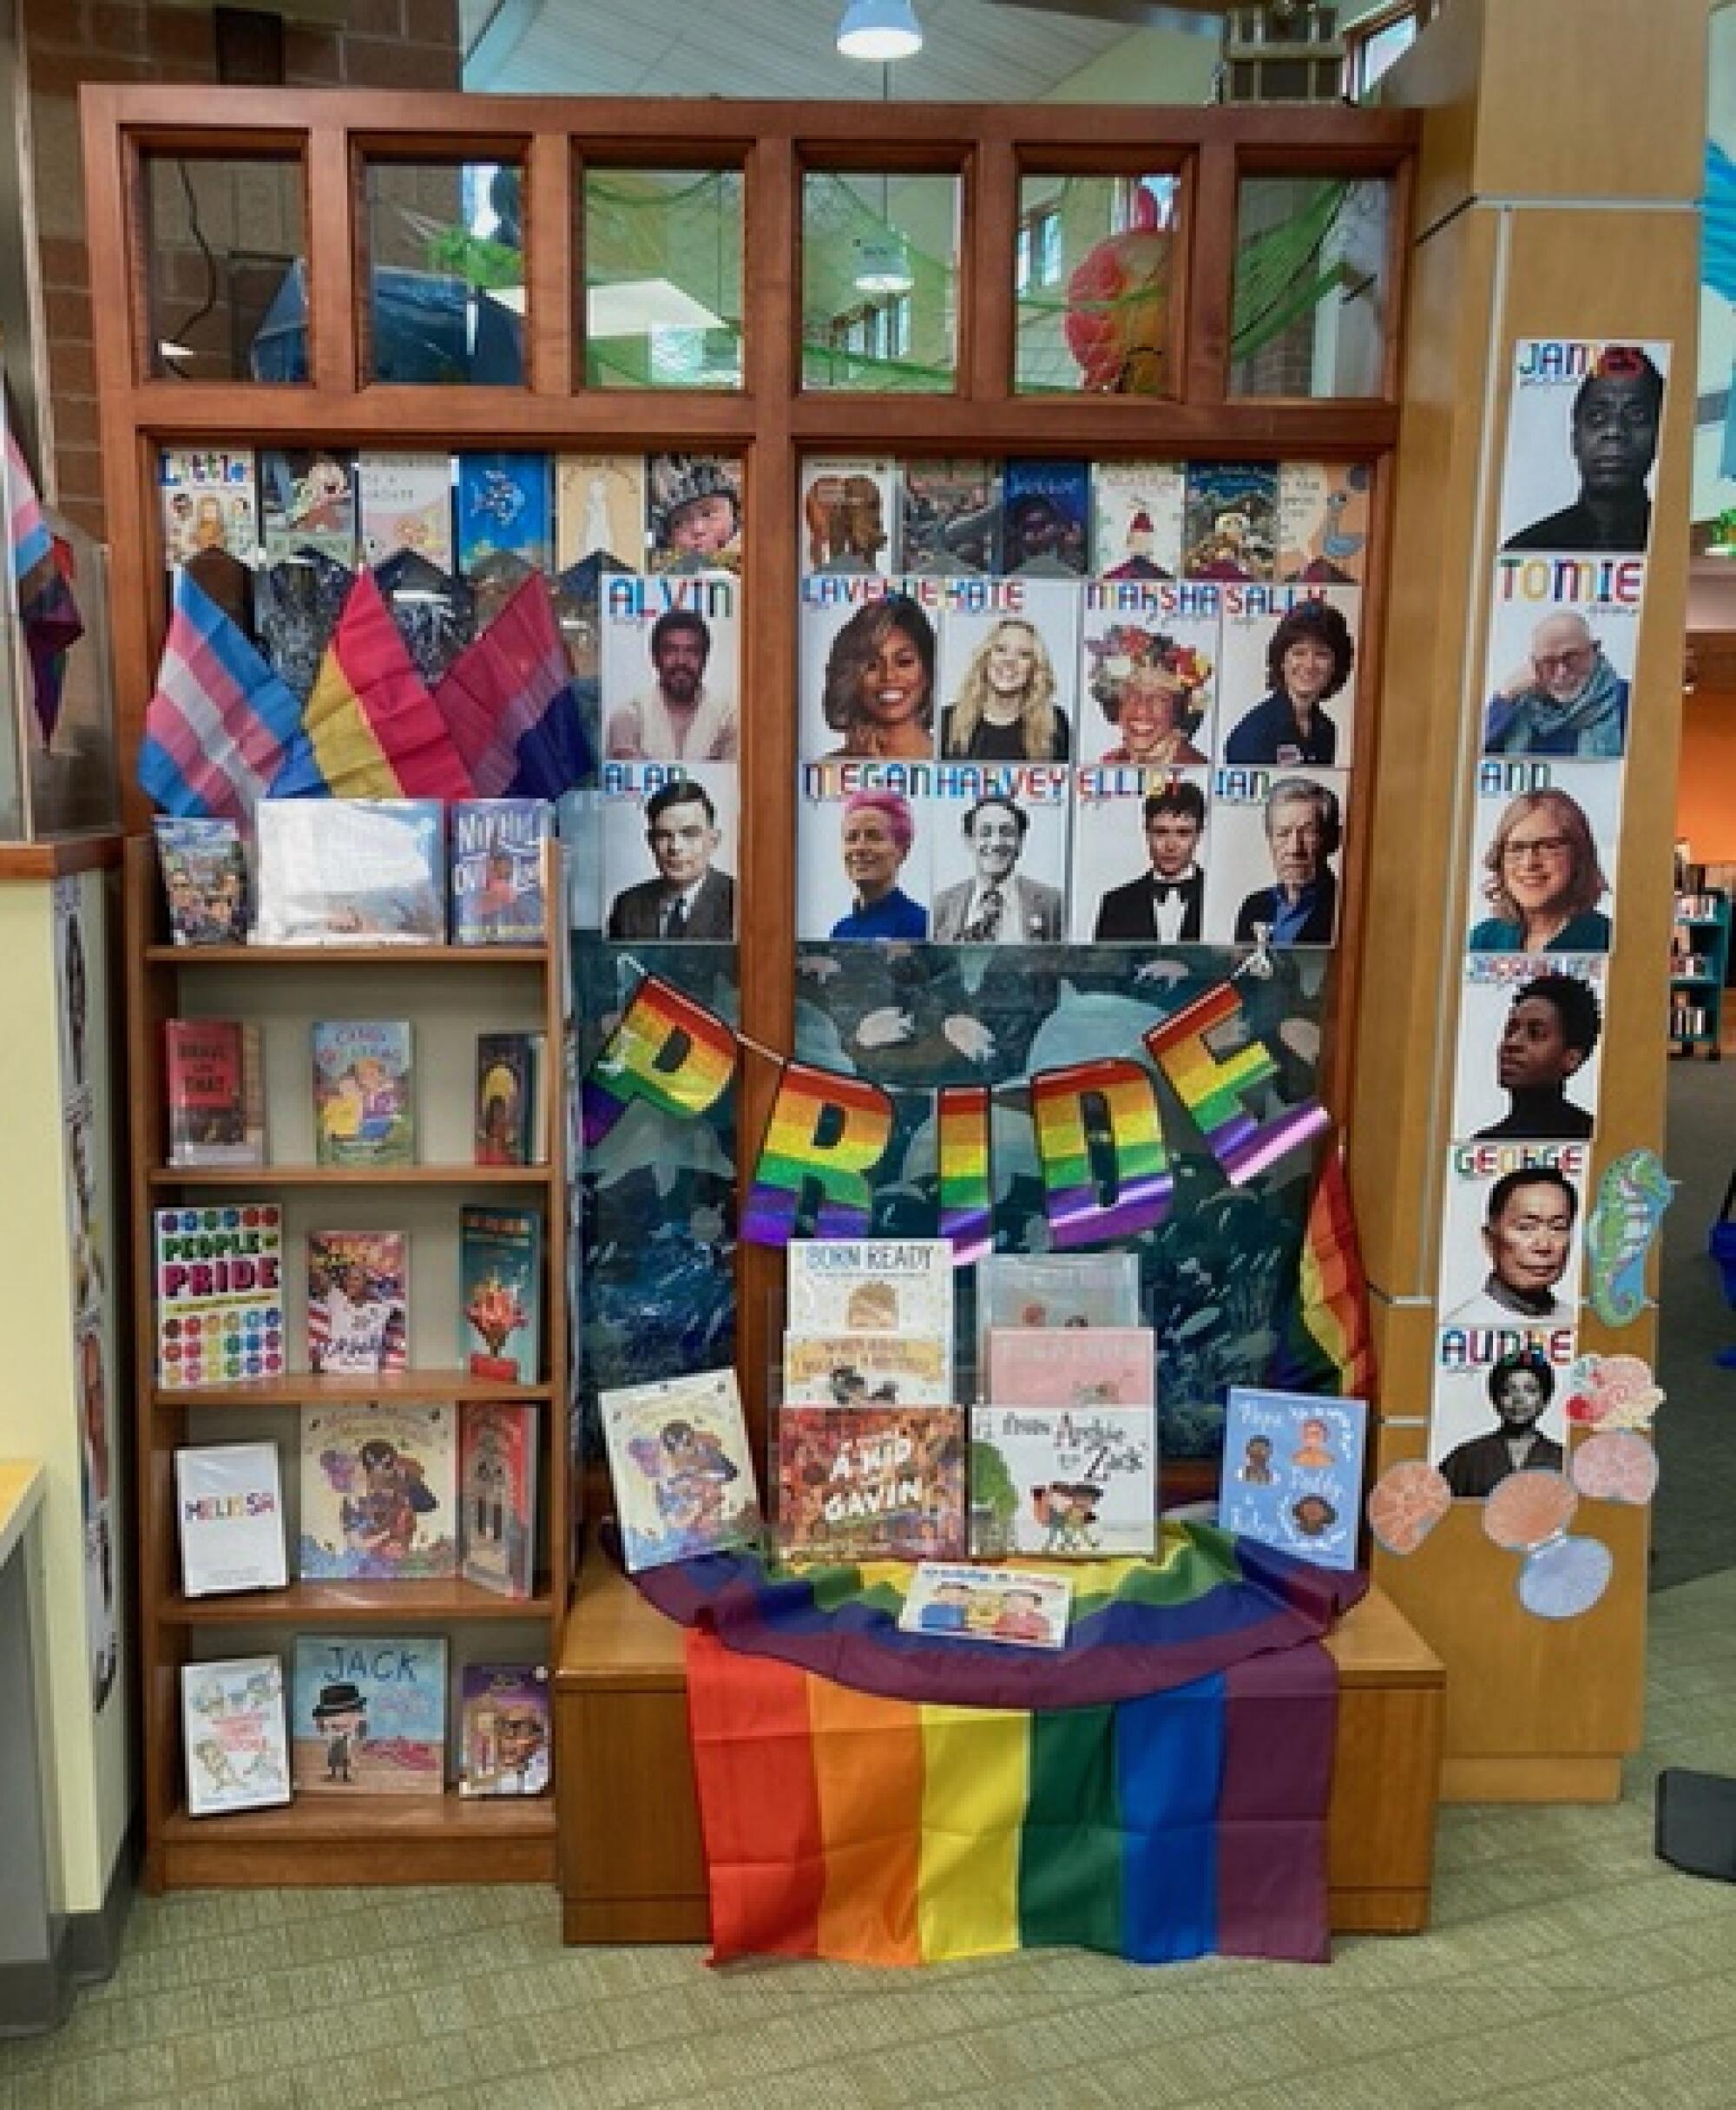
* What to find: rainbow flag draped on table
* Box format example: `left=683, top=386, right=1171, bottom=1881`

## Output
left=633, top=1524, right=1364, bottom=1968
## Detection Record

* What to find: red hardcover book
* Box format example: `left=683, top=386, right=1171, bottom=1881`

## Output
left=165, top=1019, right=264, bottom=1168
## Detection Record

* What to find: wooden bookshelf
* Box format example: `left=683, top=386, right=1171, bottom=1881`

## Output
left=148, top=1163, right=556, bottom=1188
left=155, top=1371, right=553, bottom=1408
left=161, top=1580, right=555, bottom=1625
left=158, top=1795, right=556, bottom=1890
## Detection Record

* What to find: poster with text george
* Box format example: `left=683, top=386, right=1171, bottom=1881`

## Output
left=797, top=758, right=932, bottom=943
left=1070, top=764, right=1213, bottom=945
left=970, top=1403, right=1156, bottom=1559
left=358, top=451, right=453, bottom=571
left=1497, top=339, right=1669, bottom=557
left=456, top=453, right=552, bottom=580
left=1202, top=765, right=1348, bottom=949
left=600, top=572, right=740, bottom=765
left=1090, top=461, right=1186, bottom=581
left=1465, top=758, right=1623, bottom=955
left=799, top=457, right=898, bottom=575
left=1077, top=592, right=1219, bottom=768
left=1437, top=1139, right=1589, bottom=1329
left=1216, top=582, right=1361, bottom=771
left=160, top=446, right=258, bottom=569
left=928, top=763, right=1069, bottom=945
left=1480, top=558, right=1642, bottom=762
left=799, top=576, right=944, bottom=764
left=1180, top=463, right=1277, bottom=582
left=1218, top=1388, right=1366, bottom=1571
left=260, top=450, right=357, bottom=568
left=933, top=576, right=1082, bottom=765
left=1451, top=955, right=1608, bottom=1143
left=647, top=453, right=742, bottom=575
left=900, top=458, right=1000, bottom=576
left=1428, top=1325, right=1576, bottom=1499
left=1277, top=462, right=1371, bottom=585
left=600, top=761, right=740, bottom=944
left=556, top=454, right=647, bottom=571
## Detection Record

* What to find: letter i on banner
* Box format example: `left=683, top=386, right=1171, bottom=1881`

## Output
left=1029, top=1058, right=1172, bottom=1249
left=582, top=975, right=740, bottom=1147
left=937, top=1085, right=992, bottom=1266
left=1145, top=982, right=1328, bottom=1183
left=743, top=1061, right=895, bottom=1246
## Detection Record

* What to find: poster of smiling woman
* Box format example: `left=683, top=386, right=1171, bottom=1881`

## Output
left=1464, top=759, right=1624, bottom=956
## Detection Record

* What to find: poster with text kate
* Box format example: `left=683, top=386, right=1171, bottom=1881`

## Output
left=1496, top=340, right=1669, bottom=557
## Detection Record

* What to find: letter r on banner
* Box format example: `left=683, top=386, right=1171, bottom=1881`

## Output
left=742, top=1061, right=895, bottom=1246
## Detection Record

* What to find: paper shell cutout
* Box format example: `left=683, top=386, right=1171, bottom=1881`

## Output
left=1562, top=1352, right=1665, bottom=1432
left=1366, top=1461, right=1452, bottom=1556
left=1483, top=1469, right=1578, bottom=1553
left=1517, top=1534, right=1614, bottom=1620
left=1571, top=1430, right=1660, bottom=1506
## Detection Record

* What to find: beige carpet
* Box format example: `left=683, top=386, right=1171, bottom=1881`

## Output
left=7, top=1568, right=1736, bottom=2110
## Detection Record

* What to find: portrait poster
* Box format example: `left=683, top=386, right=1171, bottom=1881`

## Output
left=934, top=575, right=1082, bottom=765
left=1479, top=557, right=1642, bottom=762
left=1428, top=1325, right=1576, bottom=1485
left=797, top=759, right=932, bottom=943
left=1076, top=589, right=1220, bottom=767
left=555, top=453, right=647, bottom=571
left=1436, top=1139, right=1590, bottom=1327
left=1216, top=582, right=1362, bottom=771
left=1464, top=758, right=1624, bottom=955
left=1496, top=339, right=1670, bottom=555
left=1202, top=764, right=1349, bottom=950
left=798, top=575, right=945, bottom=763
left=929, top=765, right=1069, bottom=945
left=1090, top=461, right=1186, bottom=582
left=1069, top=764, right=1212, bottom=946
left=1450, top=954, right=1608, bottom=1144
left=1278, top=462, right=1371, bottom=585
left=799, top=457, right=898, bottom=576
left=598, top=572, right=740, bottom=766
left=598, top=761, right=740, bottom=945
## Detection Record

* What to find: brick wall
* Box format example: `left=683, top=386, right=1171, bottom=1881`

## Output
left=22, top=0, right=464, bottom=539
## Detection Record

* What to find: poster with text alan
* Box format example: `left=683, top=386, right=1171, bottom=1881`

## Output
left=1496, top=339, right=1669, bottom=558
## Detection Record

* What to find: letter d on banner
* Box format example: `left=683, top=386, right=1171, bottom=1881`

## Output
left=742, top=1061, right=894, bottom=1246
left=1030, top=1057, right=1172, bottom=1247
left=582, top=974, right=740, bottom=1147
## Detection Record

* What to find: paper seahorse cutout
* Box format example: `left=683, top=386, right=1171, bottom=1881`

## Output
left=1585, top=1148, right=1675, bottom=1327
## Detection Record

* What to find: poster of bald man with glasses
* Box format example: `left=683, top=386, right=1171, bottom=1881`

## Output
left=1480, top=588, right=1640, bottom=762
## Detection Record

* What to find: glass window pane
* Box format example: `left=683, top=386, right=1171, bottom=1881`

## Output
left=802, top=173, right=959, bottom=393
left=145, top=154, right=306, bottom=383
left=365, top=159, right=526, bottom=386
left=1230, top=175, right=1392, bottom=400
left=1015, top=173, right=1180, bottom=398
left=582, top=168, right=743, bottom=390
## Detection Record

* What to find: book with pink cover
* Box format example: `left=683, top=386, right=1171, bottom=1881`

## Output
left=984, top=1326, right=1155, bottom=1410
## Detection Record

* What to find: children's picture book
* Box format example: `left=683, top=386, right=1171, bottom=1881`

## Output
left=556, top=453, right=646, bottom=570
left=601, top=1367, right=761, bottom=1573
left=449, top=799, right=553, bottom=945
left=898, top=1561, right=1071, bottom=1650
left=1278, top=461, right=1371, bottom=584
left=647, top=453, right=742, bottom=573
left=1002, top=457, right=1090, bottom=576
left=786, top=1239, right=955, bottom=1346
left=1218, top=1387, right=1368, bottom=1572
left=312, top=1021, right=414, bottom=1167
left=154, top=816, right=247, bottom=945
left=976, top=1252, right=1142, bottom=1339
left=474, top=1032, right=545, bottom=1167
left=458, top=1663, right=551, bottom=1797
left=774, top=1404, right=966, bottom=1562
left=181, top=1656, right=291, bottom=1817
left=782, top=1332, right=952, bottom=1407
left=259, top=449, right=358, bottom=567
left=460, top=1206, right=542, bottom=1383
left=1091, top=461, right=1185, bottom=580
left=291, top=1635, right=447, bottom=1796
left=1181, top=463, right=1278, bottom=582
left=159, top=445, right=258, bottom=569
left=306, top=1229, right=409, bottom=1378
left=165, top=1019, right=265, bottom=1168
left=460, top=1403, right=538, bottom=1598
left=358, top=450, right=454, bottom=570
left=175, top=1441, right=287, bottom=1595
left=298, top=1403, right=457, bottom=1580
left=155, top=1203, right=285, bottom=1389
left=457, top=451, right=552, bottom=578
left=900, top=457, right=999, bottom=575
left=985, top=1326, right=1155, bottom=1410
left=253, top=798, right=446, bottom=948
left=799, top=457, right=897, bottom=575
left=969, top=1404, right=1156, bottom=1560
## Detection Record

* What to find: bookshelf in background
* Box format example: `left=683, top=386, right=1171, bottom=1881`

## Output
left=1669, top=889, right=1730, bottom=1061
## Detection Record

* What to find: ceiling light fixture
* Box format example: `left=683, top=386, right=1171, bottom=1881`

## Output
left=837, top=0, right=922, bottom=62
left=853, top=233, right=915, bottom=294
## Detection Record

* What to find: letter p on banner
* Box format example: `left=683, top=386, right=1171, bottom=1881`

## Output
left=581, top=974, right=740, bottom=1147
left=742, top=1061, right=894, bottom=1246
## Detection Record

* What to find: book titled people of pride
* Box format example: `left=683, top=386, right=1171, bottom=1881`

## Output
left=174, top=1441, right=288, bottom=1595
left=165, top=1019, right=265, bottom=1168
left=774, top=1405, right=967, bottom=1562
left=312, top=1021, right=414, bottom=1167
left=306, top=1229, right=409, bottom=1378
left=458, top=1664, right=552, bottom=1798
left=459, top=1403, right=538, bottom=1599
left=459, top=1205, right=542, bottom=1383
left=786, top=1239, right=956, bottom=1351
left=970, top=1405, right=1156, bottom=1560
left=181, top=1657, right=291, bottom=1817
left=781, top=1332, right=951, bottom=1408
left=290, top=1635, right=447, bottom=1797
left=298, top=1403, right=457, bottom=1581
left=450, top=799, right=552, bottom=945
left=154, top=816, right=247, bottom=945
left=898, top=1562, right=1072, bottom=1651
left=601, top=1368, right=761, bottom=1574
left=155, top=1203, right=286, bottom=1388
left=1218, top=1388, right=1368, bottom=1573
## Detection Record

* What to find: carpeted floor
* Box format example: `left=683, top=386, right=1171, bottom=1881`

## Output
left=6, top=1564, right=1736, bottom=2110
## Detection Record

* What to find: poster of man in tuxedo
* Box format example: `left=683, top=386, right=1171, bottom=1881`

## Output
left=1069, top=766, right=1210, bottom=944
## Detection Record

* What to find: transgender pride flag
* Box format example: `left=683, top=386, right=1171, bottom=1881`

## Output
left=432, top=570, right=590, bottom=799
left=138, top=570, right=306, bottom=819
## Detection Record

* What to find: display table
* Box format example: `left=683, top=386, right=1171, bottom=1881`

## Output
left=556, top=1555, right=1446, bottom=1948
left=0, top=1461, right=60, bottom=2034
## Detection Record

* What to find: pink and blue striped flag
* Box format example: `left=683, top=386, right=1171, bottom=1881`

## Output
left=272, top=569, right=475, bottom=800
left=139, top=569, right=306, bottom=818
left=8, top=424, right=83, bottom=741
left=432, top=570, right=590, bottom=798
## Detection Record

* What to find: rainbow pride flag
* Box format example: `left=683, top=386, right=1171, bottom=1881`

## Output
left=1268, top=1136, right=1376, bottom=1397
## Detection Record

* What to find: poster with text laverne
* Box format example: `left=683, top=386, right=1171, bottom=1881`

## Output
left=1496, top=339, right=1669, bottom=557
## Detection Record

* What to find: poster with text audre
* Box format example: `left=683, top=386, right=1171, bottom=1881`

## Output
left=1451, top=954, right=1608, bottom=1144
left=599, top=761, right=739, bottom=944
left=798, top=758, right=932, bottom=943
left=1202, top=764, right=1349, bottom=950
left=599, top=572, right=740, bottom=765
left=1437, top=1138, right=1588, bottom=1331
left=935, top=576, right=1081, bottom=765
left=1480, top=550, right=1642, bottom=762
left=1429, top=1322, right=1575, bottom=1495
left=1496, top=340, right=1668, bottom=557
left=1069, top=766, right=1212, bottom=946
left=1076, top=586, right=1219, bottom=768
left=1464, top=757, right=1623, bottom=956
left=928, top=764, right=1070, bottom=944
left=1216, top=582, right=1362, bottom=772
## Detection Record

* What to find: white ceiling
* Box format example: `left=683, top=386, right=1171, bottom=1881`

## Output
left=460, top=0, right=1216, bottom=102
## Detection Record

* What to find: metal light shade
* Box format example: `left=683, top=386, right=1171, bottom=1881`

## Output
left=837, top=0, right=922, bottom=62
left=853, top=233, right=915, bottom=293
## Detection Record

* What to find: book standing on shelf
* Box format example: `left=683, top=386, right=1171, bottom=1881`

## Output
left=450, top=799, right=553, bottom=945
left=985, top=1326, right=1156, bottom=1410
left=181, top=1657, right=292, bottom=1817
left=458, top=1665, right=551, bottom=1797
left=775, top=1404, right=966, bottom=1562
left=970, top=1404, right=1157, bottom=1559
left=165, top=1020, right=266, bottom=1168
left=290, top=1635, right=448, bottom=1797
left=154, top=817, right=247, bottom=945
left=782, top=1331, right=951, bottom=1407
left=155, top=1204, right=286, bottom=1388
left=460, top=1403, right=538, bottom=1599
left=786, top=1239, right=955, bottom=1366
left=306, top=1229, right=409, bottom=1377
left=253, top=799, right=446, bottom=948
left=298, top=1403, right=457, bottom=1581
left=312, top=1021, right=415, bottom=1167
left=460, top=1206, right=542, bottom=1382
left=175, top=1442, right=288, bottom=1595
left=475, top=1033, right=545, bottom=1167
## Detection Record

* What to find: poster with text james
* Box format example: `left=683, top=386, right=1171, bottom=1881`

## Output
left=1497, top=339, right=1669, bottom=558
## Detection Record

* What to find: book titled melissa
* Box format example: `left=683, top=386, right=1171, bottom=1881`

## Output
left=175, top=1442, right=287, bottom=1595
left=1218, top=1387, right=1368, bottom=1573
left=181, top=1657, right=291, bottom=1817
left=460, top=1206, right=542, bottom=1383
left=450, top=799, right=553, bottom=945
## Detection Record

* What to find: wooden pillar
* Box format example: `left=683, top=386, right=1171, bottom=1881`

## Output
left=1350, top=0, right=1705, bottom=1799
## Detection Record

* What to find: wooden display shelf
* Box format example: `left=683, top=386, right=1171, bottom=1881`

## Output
left=156, top=1793, right=556, bottom=1889
left=149, top=1163, right=555, bottom=1188
left=155, top=1370, right=551, bottom=1407
left=145, top=943, right=548, bottom=967
left=162, top=1579, right=552, bottom=1624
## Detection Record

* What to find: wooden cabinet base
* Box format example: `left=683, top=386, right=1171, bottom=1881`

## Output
left=1442, top=1753, right=1623, bottom=1805
left=149, top=1796, right=557, bottom=1889
left=556, top=1561, right=1446, bottom=1944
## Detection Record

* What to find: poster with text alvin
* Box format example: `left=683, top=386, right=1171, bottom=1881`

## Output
left=1496, top=339, right=1669, bottom=557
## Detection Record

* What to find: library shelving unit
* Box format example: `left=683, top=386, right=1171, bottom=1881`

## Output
left=1670, top=890, right=1730, bottom=1060
left=124, top=836, right=568, bottom=1888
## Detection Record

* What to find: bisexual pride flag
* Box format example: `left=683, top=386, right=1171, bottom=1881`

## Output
left=432, top=570, right=590, bottom=799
